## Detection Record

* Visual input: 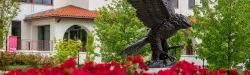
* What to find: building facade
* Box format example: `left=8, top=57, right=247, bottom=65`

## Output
left=11, top=0, right=111, bottom=51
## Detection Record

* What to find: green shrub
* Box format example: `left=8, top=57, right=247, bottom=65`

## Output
left=55, top=40, right=82, bottom=63
left=0, top=51, right=55, bottom=70
left=245, top=61, right=250, bottom=70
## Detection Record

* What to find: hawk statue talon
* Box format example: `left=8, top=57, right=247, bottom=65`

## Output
left=121, top=0, right=191, bottom=68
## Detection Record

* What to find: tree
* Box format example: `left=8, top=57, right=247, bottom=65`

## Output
left=94, top=0, right=150, bottom=62
left=193, top=0, right=250, bottom=70
left=168, top=30, right=191, bottom=60
left=85, top=33, right=97, bottom=61
left=0, top=0, right=19, bottom=48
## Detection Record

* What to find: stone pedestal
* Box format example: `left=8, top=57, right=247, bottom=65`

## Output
left=146, top=68, right=169, bottom=73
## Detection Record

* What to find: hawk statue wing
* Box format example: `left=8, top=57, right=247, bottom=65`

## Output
left=127, top=0, right=175, bottom=28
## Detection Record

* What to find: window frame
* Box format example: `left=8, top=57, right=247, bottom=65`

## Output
left=188, top=0, right=196, bottom=9
left=173, top=0, right=179, bottom=9
left=19, top=0, right=53, bottom=5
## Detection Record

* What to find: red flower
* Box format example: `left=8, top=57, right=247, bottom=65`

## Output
left=52, top=66, right=65, bottom=75
left=61, top=58, right=76, bottom=68
left=71, top=68, right=91, bottom=75
left=133, top=55, right=143, bottom=64
left=132, top=55, right=148, bottom=70
left=3, top=56, right=245, bottom=75
left=83, top=61, right=94, bottom=71
left=111, top=60, right=120, bottom=67
left=3, top=69, right=25, bottom=75
left=40, top=64, right=52, bottom=75
left=230, top=69, right=238, bottom=75
left=127, top=56, right=133, bottom=62
left=243, top=70, right=250, bottom=75
left=26, top=67, right=38, bottom=75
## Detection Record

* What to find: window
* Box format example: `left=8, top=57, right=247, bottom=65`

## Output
left=19, top=0, right=53, bottom=5
left=11, top=21, right=21, bottom=36
left=188, top=0, right=195, bottom=9
left=34, top=0, right=43, bottom=4
left=63, top=25, right=88, bottom=52
left=38, top=25, right=50, bottom=51
left=19, top=0, right=32, bottom=3
left=173, top=0, right=179, bottom=8
left=11, top=21, right=21, bottom=50
left=43, top=0, right=53, bottom=5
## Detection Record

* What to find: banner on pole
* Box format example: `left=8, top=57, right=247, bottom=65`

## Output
left=8, top=36, right=17, bottom=53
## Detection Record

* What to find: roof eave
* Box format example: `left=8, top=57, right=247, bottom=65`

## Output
left=24, top=16, right=95, bottom=21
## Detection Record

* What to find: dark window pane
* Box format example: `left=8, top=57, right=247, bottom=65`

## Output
left=19, top=0, right=32, bottom=3
left=189, top=0, right=195, bottom=9
left=43, top=0, right=53, bottom=5
left=173, top=0, right=178, bottom=8
left=34, top=0, right=43, bottom=4
left=11, top=21, right=21, bottom=36
left=38, top=25, right=50, bottom=51
left=19, top=0, right=26, bottom=2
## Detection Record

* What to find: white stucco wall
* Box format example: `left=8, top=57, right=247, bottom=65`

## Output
left=53, top=0, right=89, bottom=9
left=88, top=0, right=112, bottom=10
left=71, top=0, right=89, bottom=10
left=29, top=18, right=55, bottom=40
left=13, top=3, right=53, bottom=40
left=28, top=18, right=94, bottom=41
left=53, top=0, right=70, bottom=8
left=53, top=18, right=94, bottom=40
left=54, top=0, right=111, bottom=10
left=23, top=18, right=95, bottom=51
left=14, top=3, right=53, bottom=20
left=175, top=0, right=201, bottom=16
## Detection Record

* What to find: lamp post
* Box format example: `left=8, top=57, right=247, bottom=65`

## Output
left=78, top=48, right=80, bottom=66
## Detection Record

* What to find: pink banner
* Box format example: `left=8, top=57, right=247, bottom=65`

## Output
left=8, top=36, right=17, bottom=53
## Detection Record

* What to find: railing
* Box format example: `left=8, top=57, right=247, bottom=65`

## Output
left=17, top=39, right=54, bottom=51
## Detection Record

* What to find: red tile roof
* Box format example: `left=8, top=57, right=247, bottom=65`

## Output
left=25, top=5, right=98, bottom=20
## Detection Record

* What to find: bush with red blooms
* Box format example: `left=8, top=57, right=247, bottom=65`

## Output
left=3, top=55, right=250, bottom=75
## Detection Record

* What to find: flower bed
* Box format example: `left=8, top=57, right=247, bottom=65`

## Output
left=0, top=52, right=55, bottom=71
left=3, top=55, right=250, bottom=75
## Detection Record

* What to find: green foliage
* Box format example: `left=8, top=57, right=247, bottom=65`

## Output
left=94, top=0, right=149, bottom=62
left=0, top=51, right=55, bottom=70
left=168, top=30, right=190, bottom=60
left=193, top=0, right=250, bottom=70
left=245, top=61, right=250, bottom=70
left=85, top=33, right=97, bottom=61
left=55, top=40, right=82, bottom=63
left=0, top=0, right=20, bottom=48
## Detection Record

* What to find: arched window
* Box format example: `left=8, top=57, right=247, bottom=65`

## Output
left=64, top=25, right=88, bottom=51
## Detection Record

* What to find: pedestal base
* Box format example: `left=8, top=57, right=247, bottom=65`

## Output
left=147, top=59, right=176, bottom=68
left=146, top=68, right=169, bottom=73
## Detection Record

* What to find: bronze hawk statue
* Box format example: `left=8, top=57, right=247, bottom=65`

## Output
left=120, top=0, right=192, bottom=68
